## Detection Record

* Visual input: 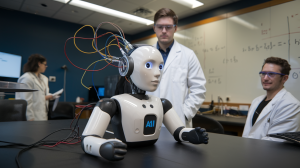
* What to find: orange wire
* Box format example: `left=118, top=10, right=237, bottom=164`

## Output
left=125, top=76, right=130, bottom=83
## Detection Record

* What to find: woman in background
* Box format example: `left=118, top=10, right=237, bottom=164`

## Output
left=16, top=54, right=53, bottom=121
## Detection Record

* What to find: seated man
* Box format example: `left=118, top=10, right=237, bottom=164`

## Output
left=242, top=57, right=300, bottom=142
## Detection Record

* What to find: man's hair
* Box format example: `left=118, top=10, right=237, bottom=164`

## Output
left=154, top=8, right=178, bottom=25
left=23, top=54, right=46, bottom=73
left=262, top=57, right=291, bottom=75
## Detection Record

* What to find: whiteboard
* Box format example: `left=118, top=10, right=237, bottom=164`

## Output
left=135, top=0, right=300, bottom=103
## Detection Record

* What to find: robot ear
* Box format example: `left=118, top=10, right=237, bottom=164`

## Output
left=118, top=56, right=134, bottom=77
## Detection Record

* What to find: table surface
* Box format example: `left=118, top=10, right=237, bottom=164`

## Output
left=0, top=119, right=299, bottom=168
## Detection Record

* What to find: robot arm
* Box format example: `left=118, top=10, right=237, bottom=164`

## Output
left=81, top=98, right=127, bottom=161
left=161, top=99, right=209, bottom=144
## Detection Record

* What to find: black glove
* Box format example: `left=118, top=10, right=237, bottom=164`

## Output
left=100, top=141, right=127, bottom=161
left=182, top=127, right=209, bottom=144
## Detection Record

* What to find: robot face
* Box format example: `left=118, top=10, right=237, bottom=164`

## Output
left=130, top=46, right=164, bottom=92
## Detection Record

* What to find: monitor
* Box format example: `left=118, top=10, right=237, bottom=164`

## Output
left=98, top=87, right=105, bottom=97
left=0, top=52, right=22, bottom=78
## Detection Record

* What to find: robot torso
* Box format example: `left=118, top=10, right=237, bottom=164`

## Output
left=111, top=94, right=164, bottom=147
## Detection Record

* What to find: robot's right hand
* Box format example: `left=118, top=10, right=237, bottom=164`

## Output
left=100, top=140, right=127, bottom=161
left=82, top=136, right=127, bottom=161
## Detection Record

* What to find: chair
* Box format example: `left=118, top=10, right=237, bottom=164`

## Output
left=192, top=114, right=224, bottom=134
left=48, top=102, right=75, bottom=120
left=0, top=100, right=27, bottom=122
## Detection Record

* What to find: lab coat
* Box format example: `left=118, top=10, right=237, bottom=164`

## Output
left=242, top=88, right=300, bottom=142
left=147, top=40, right=206, bottom=127
left=16, top=72, right=50, bottom=121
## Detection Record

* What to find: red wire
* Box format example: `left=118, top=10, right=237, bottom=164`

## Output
left=64, top=33, right=122, bottom=71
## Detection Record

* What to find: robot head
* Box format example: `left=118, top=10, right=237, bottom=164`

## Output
left=118, top=46, right=164, bottom=92
left=130, top=46, right=164, bottom=92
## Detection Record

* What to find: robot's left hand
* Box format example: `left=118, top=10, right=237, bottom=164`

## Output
left=187, top=127, right=209, bottom=144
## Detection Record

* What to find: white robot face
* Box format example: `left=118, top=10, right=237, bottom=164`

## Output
left=130, top=46, right=164, bottom=92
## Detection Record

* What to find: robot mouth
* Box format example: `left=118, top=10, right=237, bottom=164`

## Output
left=151, top=80, right=159, bottom=84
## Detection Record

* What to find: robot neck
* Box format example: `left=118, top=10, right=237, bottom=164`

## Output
left=129, top=78, right=146, bottom=95
left=130, top=94, right=149, bottom=100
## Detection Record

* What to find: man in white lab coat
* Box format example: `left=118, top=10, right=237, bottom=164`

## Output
left=147, top=8, right=206, bottom=127
left=242, top=57, right=300, bottom=142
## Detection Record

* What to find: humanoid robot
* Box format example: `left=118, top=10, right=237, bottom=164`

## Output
left=81, top=45, right=209, bottom=161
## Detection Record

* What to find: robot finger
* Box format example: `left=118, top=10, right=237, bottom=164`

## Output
left=195, top=127, right=201, bottom=131
left=111, top=141, right=127, bottom=149
left=113, top=154, right=125, bottom=161
left=200, top=128, right=206, bottom=133
left=114, top=148, right=127, bottom=155
left=202, top=132, right=208, bottom=137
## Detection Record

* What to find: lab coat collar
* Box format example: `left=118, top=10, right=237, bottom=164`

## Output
left=29, top=72, right=45, bottom=91
left=154, top=40, right=181, bottom=73
left=253, top=88, right=287, bottom=125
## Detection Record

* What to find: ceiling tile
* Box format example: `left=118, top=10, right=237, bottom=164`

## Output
left=53, top=12, right=85, bottom=23
left=0, top=0, right=23, bottom=10
left=84, top=0, right=112, bottom=6
left=105, top=0, right=139, bottom=13
left=192, top=0, right=236, bottom=13
left=124, top=0, right=156, bottom=6
left=79, top=12, right=118, bottom=27
left=54, top=4, right=93, bottom=18
left=113, top=18, right=146, bottom=29
left=20, top=4, right=56, bottom=17
left=24, top=0, right=64, bottom=11
left=144, top=0, right=190, bottom=15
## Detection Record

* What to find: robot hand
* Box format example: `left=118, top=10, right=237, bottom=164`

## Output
left=100, top=140, right=127, bottom=161
left=82, top=137, right=127, bottom=161
left=181, top=127, right=209, bottom=144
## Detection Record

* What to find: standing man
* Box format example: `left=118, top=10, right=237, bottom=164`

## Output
left=243, top=57, right=300, bottom=142
left=147, top=8, right=206, bottom=127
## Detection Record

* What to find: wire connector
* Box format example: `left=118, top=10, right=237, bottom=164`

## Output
left=124, top=39, right=133, bottom=50
left=120, top=48, right=128, bottom=57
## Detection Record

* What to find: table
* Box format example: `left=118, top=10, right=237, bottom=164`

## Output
left=0, top=119, right=299, bottom=168
left=204, top=114, right=247, bottom=136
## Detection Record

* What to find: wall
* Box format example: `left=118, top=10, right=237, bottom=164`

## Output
left=131, top=0, right=271, bottom=41
left=0, top=8, right=132, bottom=102
left=135, top=0, right=300, bottom=103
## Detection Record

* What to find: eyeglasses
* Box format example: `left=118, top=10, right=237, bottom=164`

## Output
left=259, top=71, right=286, bottom=78
left=154, top=24, right=176, bottom=31
left=42, top=63, right=48, bottom=67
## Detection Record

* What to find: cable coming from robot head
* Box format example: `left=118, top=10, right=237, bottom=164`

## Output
left=64, top=22, right=148, bottom=95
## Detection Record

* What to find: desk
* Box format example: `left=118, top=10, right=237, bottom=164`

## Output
left=0, top=120, right=299, bottom=168
left=203, top=114, right=246, bottom=136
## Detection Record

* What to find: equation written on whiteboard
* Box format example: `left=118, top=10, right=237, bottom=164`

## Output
left=203, top=45, right=226, bottom=53
left=223, top=56, right=238, bottom=64
left=242, top=38, right=300, bottom=52
left=208, top=77, right=222, bottom=84
left=186, top=36, right=203, bottom=48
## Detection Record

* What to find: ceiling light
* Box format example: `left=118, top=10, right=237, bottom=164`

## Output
left=172, top=0, right=203, bottom=9
left=54, top=0, right=154, bottom=25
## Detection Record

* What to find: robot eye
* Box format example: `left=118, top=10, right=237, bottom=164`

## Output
left=145, top=62, right=153, bottom=69
left=159, top=64, right=164, bottom=70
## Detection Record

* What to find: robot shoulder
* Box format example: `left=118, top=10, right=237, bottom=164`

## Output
left=96, top=98, right=118, bottom=118
left=160, top=98, right=173, bottom=114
